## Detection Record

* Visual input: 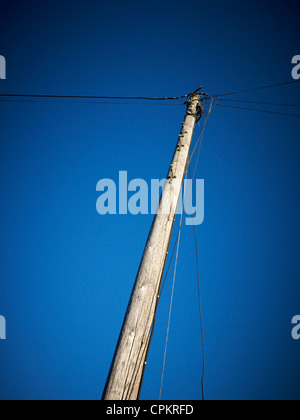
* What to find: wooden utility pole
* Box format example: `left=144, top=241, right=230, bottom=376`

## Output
left=102, top=91, right=203, bottom=401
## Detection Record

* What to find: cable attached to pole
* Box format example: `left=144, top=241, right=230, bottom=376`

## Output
left=212, top=80, right=300, bottom=97
left=0, top=88, right=202, bottom=102
left=159, top=208, right=184, bottom=400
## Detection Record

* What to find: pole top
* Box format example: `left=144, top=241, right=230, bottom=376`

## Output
left=189, top=86, right=203, bottom=98
left=185, top=87, right=203, bottom=105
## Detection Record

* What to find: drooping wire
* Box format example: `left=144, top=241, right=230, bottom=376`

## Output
left=183, top=103, right=208, bottom=401
left=129, top=175, right=184, bottom=400
left=122, top=92, right=212, bottom=400
left=124, top=214, right=173, bottom=400
left=158, top=96, right=212, bottom=318
left=159, top=204, right=185, bottom=400
left=158, top=99, right=212, bottom=400
left=187, top=94, right=214, bottom=170
left=188, top=167, right=205, bottom=402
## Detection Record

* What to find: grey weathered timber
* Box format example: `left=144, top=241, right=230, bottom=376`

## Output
left=102, top=93, right=202, bottom=400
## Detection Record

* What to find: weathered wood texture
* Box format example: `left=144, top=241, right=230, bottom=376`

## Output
left=102, top=93, right=201, bottom=400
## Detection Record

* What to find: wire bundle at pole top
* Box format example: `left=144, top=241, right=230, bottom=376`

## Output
left=0, top=80, right=299, bottom=116
left=206, top=80, right=300, bottom=117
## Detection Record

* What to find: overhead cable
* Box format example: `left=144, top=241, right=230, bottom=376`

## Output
left=213, top=80, right=300, bottom=98
left=0, top=87, right=202, bottom=102
left=215, top=98, right=300, bottom=108
left=212, top=103, right=300, bottom=117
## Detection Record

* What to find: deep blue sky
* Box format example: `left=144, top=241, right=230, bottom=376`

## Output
left=0, top=0, right=300, bottom=400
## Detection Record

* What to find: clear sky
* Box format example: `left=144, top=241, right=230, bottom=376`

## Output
left=0, top=0, right=300, bottom=400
